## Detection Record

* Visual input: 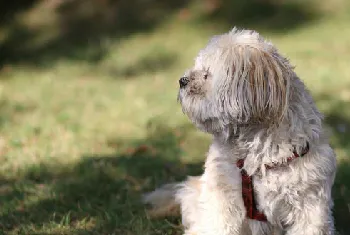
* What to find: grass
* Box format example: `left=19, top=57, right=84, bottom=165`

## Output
left=0, top=0, right=350, bottom=234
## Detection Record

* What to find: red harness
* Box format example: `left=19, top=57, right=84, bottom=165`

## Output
left=236, top=143, right=310, bottom=222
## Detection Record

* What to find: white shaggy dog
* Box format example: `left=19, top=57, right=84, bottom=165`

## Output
left=143, top=28, right=337, bottom=235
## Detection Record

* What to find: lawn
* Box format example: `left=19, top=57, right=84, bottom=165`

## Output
left=0, top=0, right=349, bottom=234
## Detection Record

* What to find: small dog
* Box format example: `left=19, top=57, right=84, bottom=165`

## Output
left=143, top=28, right=337, bottom=235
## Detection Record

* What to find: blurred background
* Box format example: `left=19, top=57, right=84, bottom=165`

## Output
left=0, top=0, right=349, bottom=234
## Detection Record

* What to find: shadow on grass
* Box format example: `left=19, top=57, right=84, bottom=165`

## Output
left=0, top=0, right=323, bottom=71
left=0, top=0, right=188, bottom=70
left=0, top=122, right=204, bottom=234
left=200, top=0, right=321, bottom=33
left=0, top=0, right=37, bottom=27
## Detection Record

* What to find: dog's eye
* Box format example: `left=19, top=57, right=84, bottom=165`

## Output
left=204, top=74, right=208, bottom=80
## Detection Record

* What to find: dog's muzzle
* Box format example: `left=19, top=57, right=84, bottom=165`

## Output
left=179, top=77, right=189, bottom=88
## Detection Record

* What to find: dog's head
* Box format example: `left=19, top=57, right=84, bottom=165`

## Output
left=178, top=28, right=295, bottom=135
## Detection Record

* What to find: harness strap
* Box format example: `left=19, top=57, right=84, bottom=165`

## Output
left=236, top=142, right=310, bottom=222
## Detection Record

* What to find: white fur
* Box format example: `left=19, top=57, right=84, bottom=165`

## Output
left=143, top=28, right=337, bottom=235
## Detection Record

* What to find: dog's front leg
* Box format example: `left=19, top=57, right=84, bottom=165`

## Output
left=283, top=199, right=334, bottom=235
left=193, top=153, right=247, bottom=235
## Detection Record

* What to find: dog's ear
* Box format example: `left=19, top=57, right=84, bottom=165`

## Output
left=230, top=46, right=291, bottom=124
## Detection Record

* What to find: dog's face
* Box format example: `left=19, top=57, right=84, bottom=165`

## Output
left=178, top=28, right=294, bottom=135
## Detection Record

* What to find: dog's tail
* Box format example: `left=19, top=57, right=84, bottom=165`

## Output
left=143, top=183, right=181, bottom=218
left=143, top=176, right=201, bottom=218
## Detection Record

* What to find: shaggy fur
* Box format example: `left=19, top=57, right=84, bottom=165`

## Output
left=143, top=28, right=337, bottom=235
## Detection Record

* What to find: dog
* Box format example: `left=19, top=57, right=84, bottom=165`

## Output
left=143, top=28, right=337, bottom=235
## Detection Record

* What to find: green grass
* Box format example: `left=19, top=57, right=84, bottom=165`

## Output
left=0, top=0, right=350, bottom=234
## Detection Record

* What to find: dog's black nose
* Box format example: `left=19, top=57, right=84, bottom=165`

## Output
left=179, top=77, right=189, bottom=88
